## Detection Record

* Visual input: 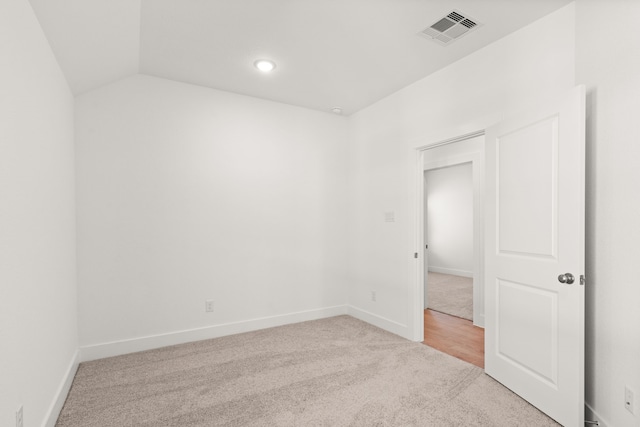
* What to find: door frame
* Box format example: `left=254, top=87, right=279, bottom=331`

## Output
left=410, top=130, right=485, bottom=341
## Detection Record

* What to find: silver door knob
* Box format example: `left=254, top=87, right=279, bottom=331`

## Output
left=558, top=273, right=575, bottom=284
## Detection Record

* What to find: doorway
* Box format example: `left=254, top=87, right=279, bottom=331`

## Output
left=417, top=132, right=485, bottom=367
left=424, top=162, right=474, bottom=321
left=419, top=133, right=485, bottom=327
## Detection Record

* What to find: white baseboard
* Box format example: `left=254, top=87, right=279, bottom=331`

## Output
left=473, top=313, right=485, bottom=329
left=44, top=349, right=79, bottom=427
left=80, top=305, right=348, bottom=362
left=585, top=403, right=610, bottom=427
left=428, top=267, right=473, bottom=278
left=347, top=306, right=409, bottom=339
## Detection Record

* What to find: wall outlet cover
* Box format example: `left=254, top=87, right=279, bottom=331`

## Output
left=205, top=300, right=214, bottom=313
left=625, top=386, right=635, bottom=414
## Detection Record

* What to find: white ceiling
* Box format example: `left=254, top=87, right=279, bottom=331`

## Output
left=28, top=0, right=572, bottom=115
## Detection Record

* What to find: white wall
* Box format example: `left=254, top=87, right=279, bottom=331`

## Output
left=425, top=163, right=473, bottom=277
left=576, top=1, right=640, bottom=426
left=0, top=1, right=78, bottom=426
left=75, top=75, right=350, bottom=357
left=348, top=3, right=576, bottom=337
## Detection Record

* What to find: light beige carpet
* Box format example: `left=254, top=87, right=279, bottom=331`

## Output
left=56, top=316, right=558, bottom=427
left=427, top=272, right=474, bottom=320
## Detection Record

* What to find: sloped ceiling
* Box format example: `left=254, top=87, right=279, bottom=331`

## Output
left=28, top=0, right=572, bottom=115
left=27, top=0, right=141, bottom=95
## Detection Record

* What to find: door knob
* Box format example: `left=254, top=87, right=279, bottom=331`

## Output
left=558, top=273, right=575, bottom=284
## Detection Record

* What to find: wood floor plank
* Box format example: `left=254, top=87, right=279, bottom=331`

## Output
left=423, top=309, right=485, bottom=369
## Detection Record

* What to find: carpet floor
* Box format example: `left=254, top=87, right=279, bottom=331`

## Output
left=427, top=272, right=473, bottom=321
left=56, top=316, right=558, bottom=427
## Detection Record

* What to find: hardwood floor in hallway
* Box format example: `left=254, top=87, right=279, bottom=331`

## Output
left=423, top=309, right=485, bottom=369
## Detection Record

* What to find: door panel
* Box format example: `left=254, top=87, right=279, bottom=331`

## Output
left=485, top=86, right=585, bottom=427
left=498, top=115, right=558, bottom=258
left=497, top=279, right=558, bottom=385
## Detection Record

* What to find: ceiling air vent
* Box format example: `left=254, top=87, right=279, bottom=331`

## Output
left=418, top=10, right=482, bottom=46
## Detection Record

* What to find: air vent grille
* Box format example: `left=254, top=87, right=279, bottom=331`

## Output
left=461, top=19, right=477, bottom=29
left=447, top=11, right=464, bottom=22
left=418, top=9, right=482, bottom=46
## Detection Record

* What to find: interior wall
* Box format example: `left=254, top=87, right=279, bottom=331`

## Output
left=75, top=75, right=350, bottom=353
left=0, top=0, right=78, bottom=426
left=424, top=163, right=473, bottom=277
left=576, top=1, right=640, bottom=426
left=347, top=3, right=576, bottom=336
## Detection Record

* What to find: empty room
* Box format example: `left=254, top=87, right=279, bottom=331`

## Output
left=2, top=0, right=639, bottom=426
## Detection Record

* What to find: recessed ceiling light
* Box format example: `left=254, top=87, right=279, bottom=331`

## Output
left=331, top=107, right=343, bottom=115
left=254, top=59, right=276, bottom=72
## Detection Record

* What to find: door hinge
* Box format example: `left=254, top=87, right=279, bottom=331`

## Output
left=580, top=275, right=586, bottom=286
left=414, top=252, right=418, bottom=259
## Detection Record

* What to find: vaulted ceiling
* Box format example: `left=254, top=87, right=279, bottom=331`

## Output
left=28, top=0, right=572, bottom=115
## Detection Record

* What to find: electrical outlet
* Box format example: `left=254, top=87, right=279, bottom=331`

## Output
left=625, top=386, right=635, bottom=414
left=16, top=405, right=23, bottom=427
left=371, top=291, right=376, bottom=302
left=205, top=300, right=214, bottom=313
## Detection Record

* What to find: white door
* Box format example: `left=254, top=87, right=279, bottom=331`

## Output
left=484, top=86, right=585, bottom=426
